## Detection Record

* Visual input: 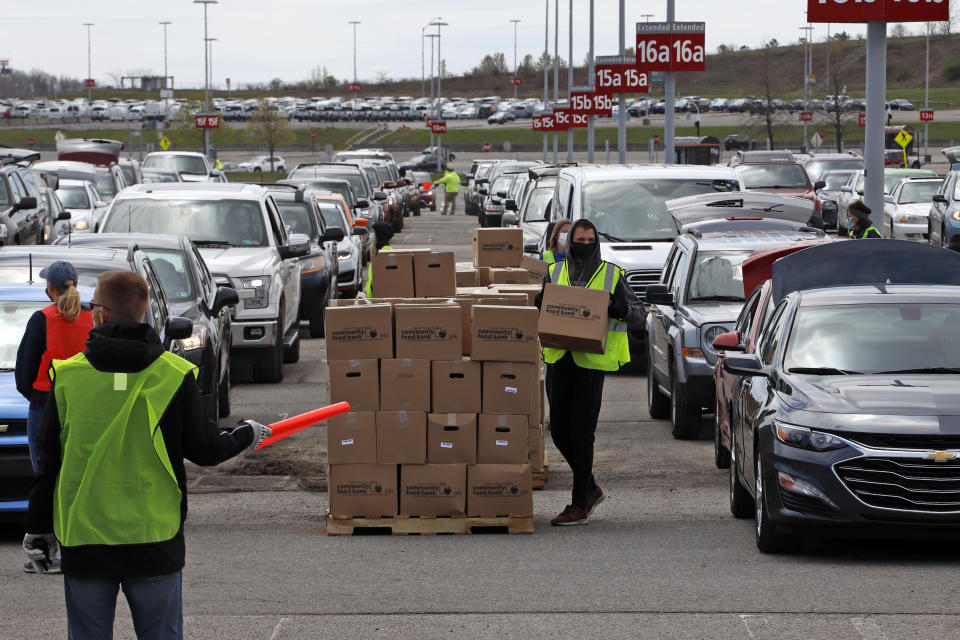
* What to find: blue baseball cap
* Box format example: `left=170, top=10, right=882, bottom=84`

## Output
left=39, top=261, right=79, bottom=288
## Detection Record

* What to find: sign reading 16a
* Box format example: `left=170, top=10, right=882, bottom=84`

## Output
left=638, top=39, right=705, bottom=65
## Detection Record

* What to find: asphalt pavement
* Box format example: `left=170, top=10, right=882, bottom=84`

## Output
left=3, top=210, right=960, bottom=639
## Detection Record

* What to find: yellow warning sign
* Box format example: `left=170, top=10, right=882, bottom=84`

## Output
left=159, top=136, right=171, bottom=151
left=894, top=130, right=913, bottom=148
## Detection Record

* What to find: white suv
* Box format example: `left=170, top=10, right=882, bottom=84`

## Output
left=239, top=156, right=286, bottom=173
left=142, top=151, right=225, bottom=183
left=98, top=183, right=309, bottom=382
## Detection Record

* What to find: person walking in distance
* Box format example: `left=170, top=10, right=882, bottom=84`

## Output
left=434, top=168, right=461, bottom=215
left=847, top=201, right=882, bottom=239
left=23, top=270, right=272, bottom=639
left=535, top=219, right=644, bottom=526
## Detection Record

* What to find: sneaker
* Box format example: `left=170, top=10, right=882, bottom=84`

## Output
left=550, top=504, right=589, bottom=526
left=586, top=486, right=605, bottom=516
left=23, top=556, right=61, bottom=574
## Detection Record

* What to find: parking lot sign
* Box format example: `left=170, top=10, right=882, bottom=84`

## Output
left=570, top=85, right=613, bottom=115
left=799, top=111, right=813, bottom=122
left=84, top=79, right=95, bottom=88
left=920, top=110, right=934, bottom=122
left=594, top=56, right=649, bottom=95
left=430, top=121, right=447, bottom=134
left=195, top=114, right=220, bottom=129
left=635, top=22, right=706, bottom=73
left=858, top=113, right=866, bottom=127
left=482, top=142, right=491, bottom=153
left=349, top=83, right=361, bottom=92
left=510, top=77, right=522, bottom=86
left=807, top=0, right=950, bottom=23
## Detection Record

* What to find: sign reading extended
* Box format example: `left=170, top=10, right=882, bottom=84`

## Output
left=595, top=55, right=649, bottom=95
left=570, top=85, right=613, bottom=115
left=807, top=0, right=950, bottom=23
left=635, top=22, right=706, bottom=73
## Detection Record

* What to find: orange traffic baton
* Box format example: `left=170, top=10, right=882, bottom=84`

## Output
left=256, top=401, right=351, bottom=449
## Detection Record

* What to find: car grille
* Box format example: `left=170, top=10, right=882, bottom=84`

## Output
left=625, top=270, right=662, bottom=299
left=836, top=457, right=960, bottom=513
left=0, top=419, right=26, bottom=436
left=844, top=434, right=960, bottom=450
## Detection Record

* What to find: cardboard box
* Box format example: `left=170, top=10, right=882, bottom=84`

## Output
left=427, top=413, right=478, bottom=464
left=528, top=424, right=546, bottom=472
left=380, top=359, right=430, bottom=411
left=470, top=305, right=540, bottom=363
left=467, top=464, right=534, bottom=517
left=327, top=411, right=377, bottom=464
left=371, top=252, right=415, bottom=298
left=482, top=362, right=538, bottom=416
left=395, top=304, right=462, bottom=361
left=488, top=267, right=530, bottom=285
left=537, top=283, right=610, bottom=354
left=489, top=284, right=542, bottom=307
left=432, top=359, right=482, bottom=413
left=329, top=360, right=379, bottom=411
left=453, top=295, right=526, bottom=357
left=376, top=411, right=427, bottom=464
left=324, top=304, right=393, bottom=360
left=520, top=255, right=549, bottom=283
left=472, top=228, right=523, bottom=268
left=328, top=464, right=398, bottom=517
left=414, top=251, right=457, bottom=298
left=400, top=464, right=467, bottom=516
left=456, top=269, right=479, bottom=288
left=477, top=414, right=529, bottom=464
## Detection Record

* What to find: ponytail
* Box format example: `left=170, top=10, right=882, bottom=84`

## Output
left=55, top=280, right=82, bottom=322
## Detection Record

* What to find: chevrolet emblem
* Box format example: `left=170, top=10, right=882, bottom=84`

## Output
left=926, top=451, right=957, bottom=463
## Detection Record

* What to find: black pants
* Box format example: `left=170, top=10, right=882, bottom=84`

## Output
left=548, top=354, right=606, bottom=509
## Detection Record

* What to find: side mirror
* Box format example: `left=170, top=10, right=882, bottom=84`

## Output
left=496, top=190, right=507, bottom=199
left=353, top=217, right=369, bottom=227
left=165, top=316, right=194, bottom=341
left=279, top=233, right=311, bottom=259
left=814, top=180, right=826, bottom=191
left=478, top=187, right=489, bottom=196
left=524, top=242, right=539, bottom=253
left=723, top=353, right=766, bottom=376
left=465, top=173, right=475, bottom=180
left=212, top=286, right=240, bottom=314
left=356, top=198, right=371, bottom=208
left=210, top=169, right=223, bottom=178
left=840, top=186, right=853, bottom=193
left=884, top=195, right=896, bottom=204
left=645, top=284, right=674, bottom=306
left=55, top=211, right=72, bottom=222
left=95, top=201, right=108, bottom=208
left=934, top=194, right=948, bottom=204
left=504, top=199, right=518, bottom=211
left=352, top=226, right=369, bottom=236
left=11, top=196, right=38, bottom=212
left=502, top=212, right=518, bottom=226
left=374, top=192, right=388, bottom=201
left=712, top=331, right=744, bottom=352
left=322, top=227, right=346, bottom=243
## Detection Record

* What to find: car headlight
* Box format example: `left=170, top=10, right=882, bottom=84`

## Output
left=240, top=276, right=270, bottom=309
left=0, top=222, right=7, bottom=238
left=702, top=325, right=728, bottom=352
left=775, top=421, right=847, bottom=452
left=301, top=255, right=326, bottom=274
left=898, top=215, right=927, bottom=225
left=951, top=210, right=960, bottom=222
left=337, top=244, right=354, bottom=259
left=485, top=203, right=502, bottom=212
left=73, top=219, right=90, bottom=231
left=181, top=325, right=207, bottom=351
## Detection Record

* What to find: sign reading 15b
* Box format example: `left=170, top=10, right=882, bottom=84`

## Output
left=635, top=22, right=706, bottom=73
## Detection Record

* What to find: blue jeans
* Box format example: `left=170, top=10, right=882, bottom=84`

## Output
left=64, top=572, right=183, bottom=640
left=27, top=406, right=44, bottom=472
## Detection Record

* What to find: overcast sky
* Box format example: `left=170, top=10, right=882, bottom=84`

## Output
left=1, top=1, right=890, bottom=90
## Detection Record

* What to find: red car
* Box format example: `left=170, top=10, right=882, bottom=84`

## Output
left=732, top=160, right=825, bottom=229
left=711, top=240, right=831, bottom=469
left=411, top=171, right=436, bottom=212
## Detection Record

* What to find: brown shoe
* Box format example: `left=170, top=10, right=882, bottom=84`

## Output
left=586, top=486, right=605, bottom=516
left=550, top=504, right=589, bottom=526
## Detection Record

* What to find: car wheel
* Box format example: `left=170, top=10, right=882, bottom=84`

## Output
left=729, top=430, right=754, bottom=519
left=714, top=397, right=731, bottom=469
left=309, top=308, right=325, bottom=338
left=430, top=202, right=437, bottom=212
left=755, top=453, right=799, bottom=554
left=254, top=167, right=261, bottom=173
left=218, top=363, right=231, bottom=418
left=413, top=204, right=421, bottom=217
left=670, top=365, right=701, bottom=439
left=646, top=349, right=670, bottom=420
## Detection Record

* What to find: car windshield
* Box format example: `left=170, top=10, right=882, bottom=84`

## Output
left=736, top=164, right=809, bottom=189
left=822, top=172, right=854, bottom=190
left=143, top=154, right=208, bottom=176
left=144, top=171, right=179, bottom=183
left=523, top=187, right=553, bottom=222
left=93, top=172, right=117, bottom=197
left=0, top=301, right=45, bottom=369
left=56, top=185, right=91, bottom=209
left=406, top=155, right=428, bottom=164
left=375, top=167, right=391, bottom=182
left=316, top=202, right=347, bottom=231
left=885, top=172, right=935, bottom=193
left=102, top=199, right=267, bottom=247
left=582, top=178, right=737, bottom=242
left=277, top=202, right=316, bottom=238
left=0, top=266, right=100, bottom=288
left=805, top=159, right=864, bottom=182
left=899, top=182, right=941, bottom=204
left=290, top=169, right=369, bottom=197
left=476, top=165, right=493, bottom=180
left=687, top=251, right=752, bottom=302
left=785, top=303, right=960, bottom=374
left=490, top=175, right=515, bottom=197
left=143, top=250, right=194, bottom=301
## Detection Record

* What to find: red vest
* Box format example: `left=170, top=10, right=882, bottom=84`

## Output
left=33, top=304, right=94, bottom=392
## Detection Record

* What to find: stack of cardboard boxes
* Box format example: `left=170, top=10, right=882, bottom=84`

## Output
left=324, top=240, right=545, bottom=527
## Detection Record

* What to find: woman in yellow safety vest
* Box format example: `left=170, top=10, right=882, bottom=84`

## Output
left=540, top=218, right=571, bottom=264
left=534, top=218, right=644, bottom=527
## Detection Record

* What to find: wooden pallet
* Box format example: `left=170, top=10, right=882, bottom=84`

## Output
left=532, top=464, right=550, bottom=490
left=325, top=512, right=534, bottom=536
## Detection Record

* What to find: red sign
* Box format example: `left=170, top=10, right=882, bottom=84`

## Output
left=195, top=114, right=220, bottom=129
left=570, top=112, right=589, bottom=128
left=653, top=134, right=660, bottom=145
left=594, top=56, right=649, bottom=95
left=635, top=22, right=706, bottom=73
left=431, top=121, right=447, bottom=134
left=310, top=130, right=317, bottom=139
left=920, top=109, right=935, bottom=122
left=570, top=85, right=613, bottom=115
left=799, top=111, right=814, bottom=122
left=858, top=113, right=866, bottom=127
left=808, top=0, right=951, bottom=23
left=552, top=108, right=572, bottom=131
left=533, top=114, right=558, bottom=132
left=425, top=117, right=437, bottom=128
left=84, top=79, right=95, bottom=88
left=482, top=142, right=492, bottom=152
left=349, top=83, right=361, bottom=92
left=510, top=77, right=522, bottom=86
left=28, top=137, right=35, bottom=148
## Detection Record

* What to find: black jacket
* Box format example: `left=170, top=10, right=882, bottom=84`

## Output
left=14, top=310, right=49, bottom=409
left=25, top=322, right=253, bottom=579
left=534, top=258, right=646, bottom=328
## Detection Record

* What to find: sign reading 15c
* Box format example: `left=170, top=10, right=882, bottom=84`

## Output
left=635, top=22, right=706, bottom=73
left=807, top=0, right=949, bottom=23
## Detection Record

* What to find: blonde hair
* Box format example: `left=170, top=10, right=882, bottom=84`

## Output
left=548, top=218, right=572, bottom=252
left=54, top=280, right=82, bottom=322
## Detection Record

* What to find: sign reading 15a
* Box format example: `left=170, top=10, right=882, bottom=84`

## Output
left=594, top=56, right=650, bottom=95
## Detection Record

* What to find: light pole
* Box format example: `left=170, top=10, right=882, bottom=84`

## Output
left=194, top=0, right=217, bottom=158
left=543, top=0, right=549, bottom=163
left=553, top=0, right=559, bottom=163
left=664, top=0, right=676, bottom=165
left=617, top=0, right=625, bottom=163
left=206, top=37, right=218, bottom=92
left=588, top=0, right=595, bottom=163
left=83, top=23, right=94, bottom=103
left=427, top=33, right=438, bottom=148
left=431, top=19, right=449, bottom=172
left=510, top=19, right=521, bottom=99
left=566, top=0, right=573, bottom=162
left=800, top=25, right=813, bottom=152
left=159, top=21, right=172, bottom=89
left=421, top=25, right=427, bottom=98
left=349, top=21, right=361, bottom=111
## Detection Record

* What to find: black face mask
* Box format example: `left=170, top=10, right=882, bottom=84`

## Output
left=569, top=241, right=596, bottom=262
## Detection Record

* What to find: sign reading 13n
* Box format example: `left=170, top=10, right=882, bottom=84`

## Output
left=594, top=56, right=650, bottom=95
left=635, top=22, right=706, bottom=72
left=807, top=0, right=950, bottom=23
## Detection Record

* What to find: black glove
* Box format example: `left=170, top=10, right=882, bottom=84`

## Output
left=608, top=299, right=628, bottom=319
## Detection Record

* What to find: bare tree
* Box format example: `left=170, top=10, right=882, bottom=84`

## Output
left=818, top=42, right=856, bottom=153
left=890, top=23, right=911, bottom=38
left=748, top=42, right=789, bottom=150
left=247, top=99, right=295, bottom=172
